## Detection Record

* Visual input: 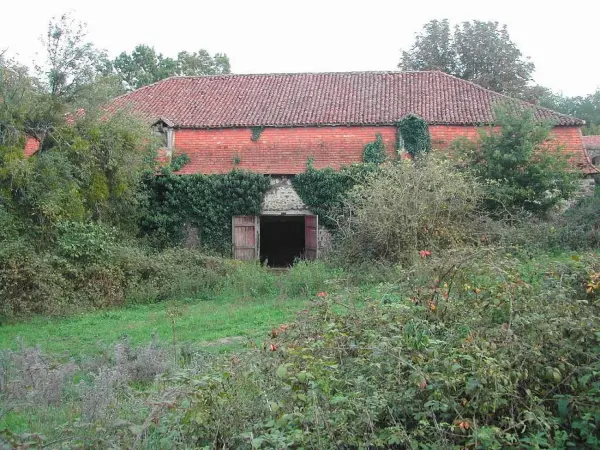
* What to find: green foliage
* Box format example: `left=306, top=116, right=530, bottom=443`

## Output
left=400, top=19, right=535, bottom=96
left=222, top=262, right=279, bottom=299
left=281, top=260, right=341, bottom=297
left=397, top=114, right=431, bottom=156
left=250, top=126, right=264, bottom=142
left=170, top=152, right=190, bottom=171
left=334, top=156, right=482, bottom=264
left=0, top=113, right=154, bottom=233
left=39, top=13, right=111, bottom=101
left=529, top=87, right=600, bottom=135
left=361, top=133, right=387, bottom=164
left=455, top=104, right=578, bottom=216
left=112, top=45, right=231, bottom=90
left=65, top=250, right=597, bottom=449
left=292, top=162, right=379, bottom=228
left=141, top=169, right=270, bottom=252
left=55, top=221, right=115, bottom=264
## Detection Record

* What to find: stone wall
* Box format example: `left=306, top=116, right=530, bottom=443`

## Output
left=261, top=176, right=332, bottom=254
left=587, top=148, right=600, bottom=166
left=261, top=177, right=312, bottom=215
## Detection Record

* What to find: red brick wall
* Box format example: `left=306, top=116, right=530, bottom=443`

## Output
left=429, top=125, right=591, bottom=172
left=24, top=136, right=41, bottom=157
left=170, top=124, right=589, bottom=174
left=174, top=127, right=398, bottom=174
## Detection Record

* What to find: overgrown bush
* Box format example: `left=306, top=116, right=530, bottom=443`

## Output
left=222, top=262, right=279, bottom=299
left=334, top=156, right=483, bottom=264
left=0, top=343, right=76, bottom=406
left=134, top=250, right=600, bottom=449
left=0, top=241, right=238, bottom=318
left=454, top=104, right=578, bottom=216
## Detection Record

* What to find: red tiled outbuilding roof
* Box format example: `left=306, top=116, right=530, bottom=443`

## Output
left=107, top=71, right=584, bottom=128
left=583, top=135, right=600, bottom=149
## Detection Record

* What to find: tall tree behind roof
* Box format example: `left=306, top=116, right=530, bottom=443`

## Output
left=399, top=20, right=535, bottom=97
left=113, top=45, right=231, bottom=91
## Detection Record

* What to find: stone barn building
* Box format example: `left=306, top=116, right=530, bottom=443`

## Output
left=25, top=71, right=597, bottom=265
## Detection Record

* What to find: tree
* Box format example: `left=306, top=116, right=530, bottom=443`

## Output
left=113, top=46, right=231, bottom=90
left=399, top=20, right=457, bottom=74
left=38, top=13, right=109, bottom=101
left=399, top=20, right=535, bottom=96
left=1, top=53, right=56, bottom=144
left=525, top=87, right=600, bottom=135
left=457, top=104, right=577, bottom=216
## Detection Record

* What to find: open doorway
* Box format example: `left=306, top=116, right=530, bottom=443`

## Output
left=260, top=215, right=305, bottom=267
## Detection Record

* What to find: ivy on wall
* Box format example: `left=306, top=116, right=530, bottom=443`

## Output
left=250, top=126, right=264, bottom=142
left=141, top=165, right=270, bottom=253
left=397, top=114, right=431, bottom=156
left=362, top=133, right=387, bottom=164
left=292, top=161, right=380, bottom=228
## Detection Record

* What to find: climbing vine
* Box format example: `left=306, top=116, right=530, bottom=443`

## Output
left=141, top=168, right=270, bottom=252
left=362, top=133, right=387, bottom=164
left=397, top=114, right=431, bottom=156
left=292, top=161, right=380, bottom=228
left=170, top=152, right=191, bottom=171
left=250, top=126, right=265, bottom=142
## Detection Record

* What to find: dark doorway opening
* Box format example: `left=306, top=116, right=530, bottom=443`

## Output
left=260, top=215, right=305, bottom=267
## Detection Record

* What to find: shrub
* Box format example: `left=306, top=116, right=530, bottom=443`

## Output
left=557, top=187, right=600, bottom=248
left=454, top=104, right=578, bottom=216
left=334, top=156, right=483, bottom=264
left=362, top=133, right=387, bottom=164
left=141, top=250, right=600, bottom=449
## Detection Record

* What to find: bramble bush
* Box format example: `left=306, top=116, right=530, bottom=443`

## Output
left=333, top=156, right=483, bottom=265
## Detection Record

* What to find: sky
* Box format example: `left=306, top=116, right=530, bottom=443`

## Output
left=2, top=0, right=599, bottom=97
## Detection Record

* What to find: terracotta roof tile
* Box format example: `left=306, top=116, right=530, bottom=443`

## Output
left=583, top=135, right=600, bottom=149
left=107, top=71, right=584, bottom=128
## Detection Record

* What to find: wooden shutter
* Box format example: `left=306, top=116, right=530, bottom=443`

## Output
left=232, top=216, right=259, bottom=260
left=304, top=215, right=318, bottom=260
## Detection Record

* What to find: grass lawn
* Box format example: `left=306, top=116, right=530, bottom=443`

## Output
left=0, top=294, right=309, bottom=357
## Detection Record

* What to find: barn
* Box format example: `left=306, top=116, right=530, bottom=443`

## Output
left=32, top=71, right=596, bottom=265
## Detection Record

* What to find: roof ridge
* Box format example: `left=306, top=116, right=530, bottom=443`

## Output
left=158, top=70, right=442, bottom=80
left=116, top=70, right=446, bottom=94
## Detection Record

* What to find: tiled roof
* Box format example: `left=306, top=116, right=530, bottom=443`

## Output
left=107, top=71, right=584, bottom=128
left=583, top=135, right=600, bottom=149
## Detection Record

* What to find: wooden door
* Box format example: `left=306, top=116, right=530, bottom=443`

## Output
left=304, top=215, right=318, bottom=260
left=232, top=216, right=259, bottom=260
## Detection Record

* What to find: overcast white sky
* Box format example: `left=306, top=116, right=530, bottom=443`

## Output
left=2, top=0, right=599, bottom=96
